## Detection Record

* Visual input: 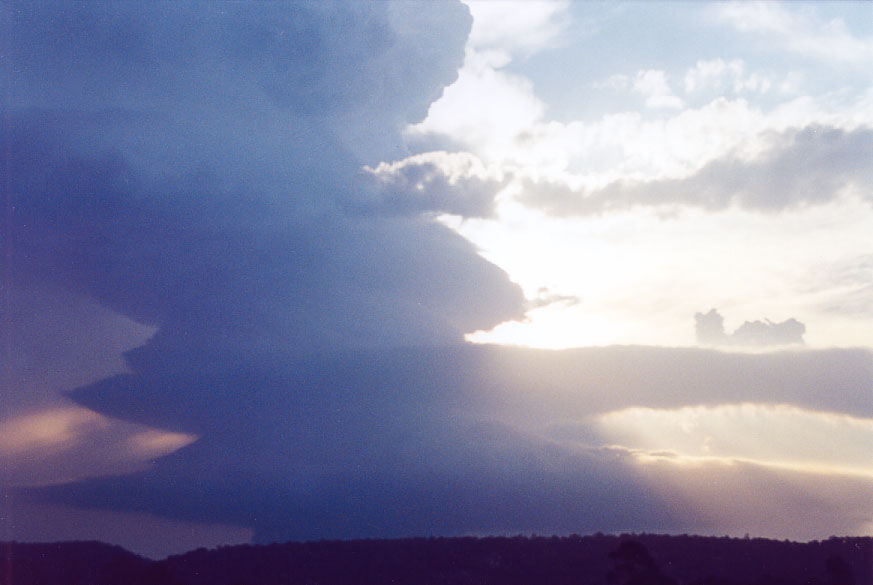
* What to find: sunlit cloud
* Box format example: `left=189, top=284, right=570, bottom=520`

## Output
left=362, top=150, right=508, bottom=217
left=631, top=453, right=873, bottom=541
left=0, top=407, right=197, bottom=487
left=407, top=0, right=570, bottom=162
left=0, top=408, right=108, bottom=456
left=633, top=70, right=685, bottom=109
left=448, top=195, right=873, bottom=349
left=549, top=401, right=873, bottom=538
left=126, top=429, right=199, bottom=458
left=592, top=403, right=873, bottom=478
left=465, top=0, right=570, bottom=56
left=406, top=49, right=545, bottom=161
left=683, top=59, right=772, bottom=95
left=467, top=303, right=627, bottom=349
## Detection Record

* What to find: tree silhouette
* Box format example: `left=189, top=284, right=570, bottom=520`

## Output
left=825, top=556, right=855, bottom=585
left=606, top=541, right=678, bottom=585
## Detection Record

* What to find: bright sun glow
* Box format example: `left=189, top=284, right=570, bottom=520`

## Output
left=442, top=190, right=873, bottom=350
left=412, top=0, right=873, bottom=352
left=593, top=403, right=873, bottom=478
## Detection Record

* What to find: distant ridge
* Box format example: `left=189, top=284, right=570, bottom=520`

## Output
left=2, top=534, right=871, bottom=585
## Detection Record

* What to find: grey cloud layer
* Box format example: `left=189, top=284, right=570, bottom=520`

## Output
left=361, top=154, right=509, bottom=217
left=523, top=125, right=873, bottom=215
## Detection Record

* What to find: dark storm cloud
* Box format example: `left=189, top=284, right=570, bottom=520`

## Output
left=3, top=0, right=523, bottom=348
left=32, top=343, right=873, bottom=542
left=523, top=125, right=873, bottom=215
left=6, top=2, right=465, bottom=136
left=0, top=287, right=153, bottom=416
left=2, top=0, right=531, bottom=542
left=7, top=1, right=872, bottom=548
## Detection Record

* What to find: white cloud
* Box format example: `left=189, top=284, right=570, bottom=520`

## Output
left=684, top=59, right=771, bottom=95
left=408, top=1, right=571, bottom=160
left=406, top=48, right=546, bottom=160
left=525, top=125, right=873, bottom=215
left=465, top=0, right=570, bottom=55
left=595, top=69, right=686, bottom=109
left=633, top=69, right=685, bottom=109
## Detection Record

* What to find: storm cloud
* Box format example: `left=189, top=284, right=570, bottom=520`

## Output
left=2, top=0, right=524, bottom=543
left=28, top=343, right=873, bottom=544
left=3, top=1, right=873, bottom=554
left=4, top=2, right=524, bottom=350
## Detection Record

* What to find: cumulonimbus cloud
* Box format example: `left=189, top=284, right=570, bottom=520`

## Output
left=5, top=1, right=873, bottom=550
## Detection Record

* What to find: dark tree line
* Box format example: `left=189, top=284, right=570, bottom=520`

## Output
left=2, top=534, right=869, bottom=585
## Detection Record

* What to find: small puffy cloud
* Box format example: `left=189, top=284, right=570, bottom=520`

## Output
left=695, top=309, right=805, bottom=347
left=361, top=151, right=509, bottom=217
left=633, top=70, right=685, bottom=109
left=731, top=319, right=806, bottom=347
left=694, top=309, right=730, bottom=346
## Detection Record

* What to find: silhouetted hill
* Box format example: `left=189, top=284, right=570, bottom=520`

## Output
left=0, top=540, right=150, bottom=585
left=2, top=534, right=870, bottom=585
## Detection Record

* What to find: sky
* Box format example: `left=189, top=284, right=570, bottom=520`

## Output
left=1, top=0, right=872, bottom=559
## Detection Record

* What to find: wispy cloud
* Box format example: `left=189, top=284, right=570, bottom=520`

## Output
left=717, top=2, right=873, bottom=65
